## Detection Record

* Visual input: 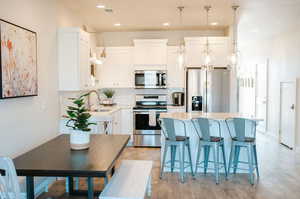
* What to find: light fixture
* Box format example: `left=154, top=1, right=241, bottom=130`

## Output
left=163, top=22, right=170, bottom=26
left=177, top=6, right=185, bottom=67
left=114, top=23, right=121, bottom=26
left=210, top=22, right=218, bottom=26
left=230, top=5, right=239, bottom=66
left=90, top=50, right=103, bottom=65
left=203, top=5, right=212, bottom=68
left=96, top=4, right=105, bottom=9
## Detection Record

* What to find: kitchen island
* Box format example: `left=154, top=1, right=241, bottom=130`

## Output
left=159, top=112, right=263, bottom=173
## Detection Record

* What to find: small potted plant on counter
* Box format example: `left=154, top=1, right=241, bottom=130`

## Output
left=102, top=89, right=115, bottom=105
left=65, top=93, right=96, bottom=150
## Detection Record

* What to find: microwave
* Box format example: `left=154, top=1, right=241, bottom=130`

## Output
left=135, top=70, right=167, bottom=89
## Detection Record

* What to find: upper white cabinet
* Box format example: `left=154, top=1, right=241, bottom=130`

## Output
left=167, top=46, right=185, bottom=88
left=133, top=39, right=168, bottom=69
left=58, top=28, right=91, bottom=91
left=97, top=47, right=134, bottom=88
left=184, top=37, right=229, bottom=67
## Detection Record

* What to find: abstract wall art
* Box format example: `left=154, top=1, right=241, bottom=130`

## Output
left=0, top=19, right=37, bottom=99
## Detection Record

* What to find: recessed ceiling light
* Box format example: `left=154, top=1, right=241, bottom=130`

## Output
left=96, top=4, right=105, bottom=9
left=163, top=22, right=170, bottom=26
left=114, top=23, right=121, bottom=26
left=210, top=22, right=218, bottom=26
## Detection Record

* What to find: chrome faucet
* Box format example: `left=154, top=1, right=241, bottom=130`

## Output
left=87, top=90, right=101, bottom=111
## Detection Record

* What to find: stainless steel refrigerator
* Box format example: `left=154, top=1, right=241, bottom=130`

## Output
left=185, top=67, right=230, bottom=113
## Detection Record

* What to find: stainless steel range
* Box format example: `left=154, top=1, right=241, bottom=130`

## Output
left=133, top=94, right=167, bottom=147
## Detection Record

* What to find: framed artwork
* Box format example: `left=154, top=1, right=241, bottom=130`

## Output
left=0, top=19, right=37, bottom=99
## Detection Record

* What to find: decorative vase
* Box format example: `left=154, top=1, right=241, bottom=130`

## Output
left=103, top=98, right=113, bottom=105
left=70, top=130, right=90, bottom=150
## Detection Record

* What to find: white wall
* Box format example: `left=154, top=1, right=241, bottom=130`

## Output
left=0, top=0, right=83, bottom=158
left=238, top=27, right=300, bottom=147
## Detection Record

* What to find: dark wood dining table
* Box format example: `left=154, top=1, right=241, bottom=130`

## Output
left=13, top=134, right=130, bottom=199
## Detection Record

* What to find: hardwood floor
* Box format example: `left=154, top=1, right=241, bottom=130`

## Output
left=39, top=133, right=300, bottom=199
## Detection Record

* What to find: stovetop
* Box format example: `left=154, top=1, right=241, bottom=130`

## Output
left=133, top=105, right=167, bottom=110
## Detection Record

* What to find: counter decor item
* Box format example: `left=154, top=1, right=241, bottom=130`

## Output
left=65, top=93, right=96, bottom=150
left=102, top=89, right=115, bottom=105
left=0, top=19, right=37, bottom=99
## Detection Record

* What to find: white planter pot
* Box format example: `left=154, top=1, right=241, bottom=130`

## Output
left=70, top=130, right=90, bottom=150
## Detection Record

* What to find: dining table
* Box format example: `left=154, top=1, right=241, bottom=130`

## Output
left=13, top=134, right=130, bottom=199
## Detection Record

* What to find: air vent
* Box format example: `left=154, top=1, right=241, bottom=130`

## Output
left=104, top=8, right=113, bottom=13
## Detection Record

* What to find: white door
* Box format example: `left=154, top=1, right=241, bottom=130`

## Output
left=255, top=61, right=268, bottom=132
left=280, top=81, right=296, bottom=149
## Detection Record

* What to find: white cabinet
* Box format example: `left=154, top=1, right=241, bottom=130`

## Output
left=121, top=108, right=133, bottom=135
left=184, top=37, right=229, bottom=67
left=112, top=109, right=122, bottom=134
left=58, top=28, right=91, bottom=91
left=133, top=39, right=168, bottom=69
left=167, top=46, right=185, bottom=88
left=98, top=47, right=134, bottom=88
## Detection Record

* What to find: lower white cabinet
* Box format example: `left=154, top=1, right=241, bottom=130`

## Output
left=111, top=108, right=133, bottom=136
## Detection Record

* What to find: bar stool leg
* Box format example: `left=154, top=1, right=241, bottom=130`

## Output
left=228, top=143, right=236, bottom=175
left=187, top=142, right=194, bottom=177
left=160, top=143, right=168, bottom=179
left=221, top=143, right=228, bottom=179
left=204, top=146, right=210, bottom=175
left=171, top=146, right=177, bottom=173
left=195, top=144, right=202, bottom=176
left=247, top=145, right=255, bottom=185
left=253, top=145, right=259, bottom=178
left=233, top=146, right=241, bottom=174
left=179, top=143, right=185, bottom=183
left=212, top=144, right=220, bottom=184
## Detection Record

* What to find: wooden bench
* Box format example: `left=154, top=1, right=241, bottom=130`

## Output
left=99, top=160, right=153, bottom=199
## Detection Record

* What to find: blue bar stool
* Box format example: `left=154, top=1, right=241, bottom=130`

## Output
left=192, top=118, right=228, bottom=184
left=225, top=118, right=259, bottom=185
left=159, top=118, right=194, bottom=183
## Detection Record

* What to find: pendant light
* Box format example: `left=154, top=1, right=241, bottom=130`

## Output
left=204, top=5, right=212, bottom=68
left=177, top=6, right=185, bottom=66
left=230, top=5, right=239, bottom=65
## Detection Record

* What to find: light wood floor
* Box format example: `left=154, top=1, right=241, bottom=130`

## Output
left=39, top=133, right=300, bottom=199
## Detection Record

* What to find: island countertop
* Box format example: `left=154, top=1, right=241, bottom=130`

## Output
left=160, top=112, right=263, bottom=121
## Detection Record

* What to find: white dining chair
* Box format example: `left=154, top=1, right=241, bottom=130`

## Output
left=0, top=157, right=21, bottom=199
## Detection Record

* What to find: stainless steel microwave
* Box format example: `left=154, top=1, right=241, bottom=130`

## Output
left=134, top=70, right=167, bottom=89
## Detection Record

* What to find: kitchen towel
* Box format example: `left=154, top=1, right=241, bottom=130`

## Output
left=148, top=110, right=157, bottom=127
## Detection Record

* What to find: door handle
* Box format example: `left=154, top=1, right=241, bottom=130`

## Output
left=291, top=104, right=295, bottom=110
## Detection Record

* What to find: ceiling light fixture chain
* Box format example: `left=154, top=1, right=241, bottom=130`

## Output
left=177, top=5, right=185, bottom=67
left=230, top=5, right=239, bottom=67
left=203, top=5, right=212, bottom=69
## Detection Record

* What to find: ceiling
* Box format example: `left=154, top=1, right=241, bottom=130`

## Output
left=61, top=0, right=300, bottom=36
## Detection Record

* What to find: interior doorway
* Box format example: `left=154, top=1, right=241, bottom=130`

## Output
left=279, top=81, right=296, bottom=149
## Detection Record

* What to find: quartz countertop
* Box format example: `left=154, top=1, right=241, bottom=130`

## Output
left=160, top=112, right=263, bottom=121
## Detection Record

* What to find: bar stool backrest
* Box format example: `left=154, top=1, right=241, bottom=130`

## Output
left=225, top=118, right=257, bottom=142
left=0, top=157, right=21, bottom=199
left=159, top=118, right=186, bottom=141
left=192, top=118, right=221, bottom=141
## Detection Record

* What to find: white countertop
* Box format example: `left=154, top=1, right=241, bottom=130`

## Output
left=89, top=105, right=132, bottom=122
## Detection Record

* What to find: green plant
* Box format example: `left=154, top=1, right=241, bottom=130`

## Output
left=103, top=89, right=115, bottom=98
left=65, top=93, right=96, bottom=131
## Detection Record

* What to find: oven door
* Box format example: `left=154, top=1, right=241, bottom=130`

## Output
left=133, top=110, right=165, bottom=147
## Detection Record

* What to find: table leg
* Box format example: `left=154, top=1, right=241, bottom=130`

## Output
left=111, top=166, right=115, bottom=176
left=67, top=177, right=74, bottom=194
left=87, top=177, right=94, bottom=199
left=26, top=176, right=34, bottom=199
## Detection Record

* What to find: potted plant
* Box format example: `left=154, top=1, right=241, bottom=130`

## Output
left=65, top=93, right=96, bottom=150
left=102, top=89, right=115, bottom=105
